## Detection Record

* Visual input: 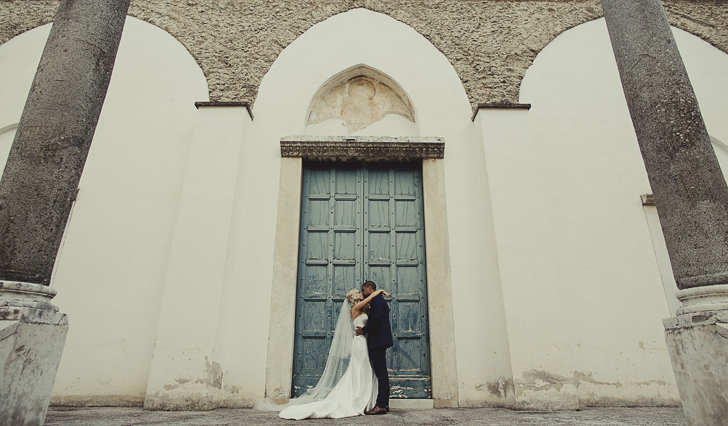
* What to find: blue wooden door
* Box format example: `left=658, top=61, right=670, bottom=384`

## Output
left=292, top=162, right=431, bottom=399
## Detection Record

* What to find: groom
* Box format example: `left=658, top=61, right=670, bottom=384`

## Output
left=356, top=280, right=393, bottom=415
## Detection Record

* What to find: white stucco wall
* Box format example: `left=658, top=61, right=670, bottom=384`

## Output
left=514, top=18, right=728, bottom=405
left=0, top=17, right=208, bottom=404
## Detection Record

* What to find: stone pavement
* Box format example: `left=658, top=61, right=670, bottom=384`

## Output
left=45, top=407, right=687, bottom=425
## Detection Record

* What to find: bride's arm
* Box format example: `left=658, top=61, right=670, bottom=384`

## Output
left=352, top=289, right=388, bottom=311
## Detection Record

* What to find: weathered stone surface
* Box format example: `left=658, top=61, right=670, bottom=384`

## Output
left=513, top=369, right=578, bottom=411
left=664, top=0, right=728, bottom=57
left=664, top=308, right=728, bottom=426
left=0, top=0, right=130, bottom=285
left=0, top=281, right=68, bottom=426
left=0, top=281, right=59, bottom=323
left=2, top=1, right=726, bottom=111
left=280, top=136, right=444, bottom=162
left=0, top=318, right=68, bottom=426
left=602, top=0, right=728, bottom=290
left=43, top=406, right=690, bottom=426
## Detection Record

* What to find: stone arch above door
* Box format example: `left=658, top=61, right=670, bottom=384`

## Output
left=2, top=1, right=727, bottom=112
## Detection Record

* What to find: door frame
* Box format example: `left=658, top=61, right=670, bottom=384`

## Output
left=265, top=136, right=459, bottom=408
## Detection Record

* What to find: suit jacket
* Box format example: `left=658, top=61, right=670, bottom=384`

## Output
left=361, top=294, right=393, bottom=350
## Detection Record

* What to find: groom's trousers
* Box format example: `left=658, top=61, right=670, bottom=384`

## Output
left=369, top=346, right=389, bottom=408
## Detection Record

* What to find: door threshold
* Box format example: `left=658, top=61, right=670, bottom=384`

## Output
left=389, top=399, right=434, bottom=409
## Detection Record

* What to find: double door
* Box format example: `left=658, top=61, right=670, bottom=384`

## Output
left=291, top=162, right=431, bottom=399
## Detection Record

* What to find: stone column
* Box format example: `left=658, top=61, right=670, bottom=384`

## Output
left=601, top=1, right=728, bottom=424
left=0, top=1, right=130, bottom=424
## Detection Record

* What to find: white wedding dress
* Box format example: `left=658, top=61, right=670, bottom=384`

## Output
left=279, top=314, right=378, bottom=419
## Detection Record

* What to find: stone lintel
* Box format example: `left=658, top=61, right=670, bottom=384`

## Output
left=194, top=101, right=254, bottom=120
left=280, top=137, right=445, bottom=162
left=472, top=103, right=532, bottom=121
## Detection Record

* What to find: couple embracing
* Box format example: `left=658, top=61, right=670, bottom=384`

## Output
left=279, top=281, right=393, bottom=419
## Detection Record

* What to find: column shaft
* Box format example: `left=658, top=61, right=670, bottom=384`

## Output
left=601, top=0, right=728, bottom=290
left=0, top=0, right=131, bottom=285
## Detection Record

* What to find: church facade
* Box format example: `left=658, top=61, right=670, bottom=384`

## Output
left=1, top=0, right=727, bottom=410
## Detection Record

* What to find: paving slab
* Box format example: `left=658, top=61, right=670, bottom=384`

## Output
left=45, top=406, right=687, bottom=426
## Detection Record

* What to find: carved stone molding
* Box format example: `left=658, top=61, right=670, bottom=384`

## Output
left=280, top=136, right=444, bottom=162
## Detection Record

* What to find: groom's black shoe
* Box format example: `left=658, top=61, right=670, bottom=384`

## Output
left=386, top=406, right=389, bottom=413
left=364, top=406, right=387, bottom=415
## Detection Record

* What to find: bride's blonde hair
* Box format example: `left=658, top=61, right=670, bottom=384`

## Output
left=345, top=289, right=359, bottom=303
left=345, top=289, right=361, bottom=311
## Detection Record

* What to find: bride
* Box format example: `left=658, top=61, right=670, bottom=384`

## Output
left=278, top=288, right=389, bottom=420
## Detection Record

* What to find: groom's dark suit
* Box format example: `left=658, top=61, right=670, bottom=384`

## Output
left=361, top=294, right=393, bottom=409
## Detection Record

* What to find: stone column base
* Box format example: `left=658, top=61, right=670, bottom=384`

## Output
left=664, top=284, right=728, bottom=426
left=0, top=281, right=68, bottom=426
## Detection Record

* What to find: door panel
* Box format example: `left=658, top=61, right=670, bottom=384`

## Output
left=292, top=162, right=430, bottom=398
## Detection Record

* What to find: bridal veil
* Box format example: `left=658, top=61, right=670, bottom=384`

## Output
left=256, top=299, right=355, bottom=410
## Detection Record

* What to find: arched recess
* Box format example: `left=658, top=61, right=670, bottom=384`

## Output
left=219, top=6, right=494, bottom=408
left=0, top=16, right=210, bottom=404
left=517, top=17, right=728, bottom=405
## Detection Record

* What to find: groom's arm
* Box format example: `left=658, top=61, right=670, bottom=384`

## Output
left=361, top=297, right=383, bottom=334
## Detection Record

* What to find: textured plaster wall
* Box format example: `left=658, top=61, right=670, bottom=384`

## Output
left=2, top=1, right=727, bottom=111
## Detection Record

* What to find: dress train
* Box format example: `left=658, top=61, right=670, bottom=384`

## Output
left=279, top=314, right=378, bottom=419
